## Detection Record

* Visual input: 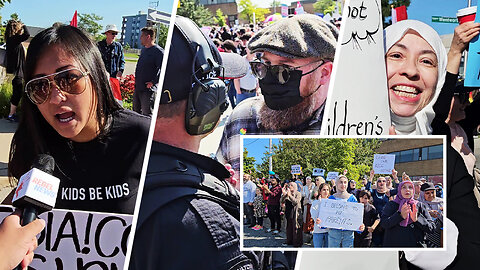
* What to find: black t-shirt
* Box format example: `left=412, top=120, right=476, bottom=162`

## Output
left=50, top=109, right=150, bottom=214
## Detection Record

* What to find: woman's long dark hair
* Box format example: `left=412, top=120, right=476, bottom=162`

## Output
left=8, top=25, right=122, bottom=184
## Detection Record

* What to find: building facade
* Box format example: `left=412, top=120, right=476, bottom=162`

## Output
left=199, top=0, right=238, bottom=26
left=376, top=138, right=444, bottom=184
left=120, top=9, right=171, bottom=49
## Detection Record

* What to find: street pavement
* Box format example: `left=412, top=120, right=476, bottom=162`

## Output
left=0, top=119, right=17, bottom=202
left=243, top=217, right=313, bottom=248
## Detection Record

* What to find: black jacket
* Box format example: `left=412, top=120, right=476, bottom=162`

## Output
left=129, top=142, right=258, bottom=270
left=381, top=201, right=435, bottom=247
left=6, top=25, right=29, bottom=77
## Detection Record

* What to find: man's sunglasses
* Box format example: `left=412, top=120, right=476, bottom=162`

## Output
left=25, top=68, right=90, bottom=105
left=249, top=59, right=325, bottom=84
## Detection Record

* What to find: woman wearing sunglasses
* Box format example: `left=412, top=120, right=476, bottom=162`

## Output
left=6, top=25, right=150, bottom=214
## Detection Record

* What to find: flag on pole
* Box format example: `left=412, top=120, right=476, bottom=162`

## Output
left=391, top=5, right=407, bottom=24
left=70, top=10, right=78, bottom=27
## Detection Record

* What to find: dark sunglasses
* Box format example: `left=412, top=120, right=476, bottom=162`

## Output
left=25, top=68, right=90, bottom=105
left=455, top=89, right=480, bottom=104
left=250, top=59, right=325, bottom=84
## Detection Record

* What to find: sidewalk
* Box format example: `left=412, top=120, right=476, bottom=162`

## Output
left=243, top=215, right=313, bottom=248
left=0, top=118, right=17, bottom=202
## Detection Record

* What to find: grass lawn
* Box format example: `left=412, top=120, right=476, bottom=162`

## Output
left=124, top=53, right=139, bottom=59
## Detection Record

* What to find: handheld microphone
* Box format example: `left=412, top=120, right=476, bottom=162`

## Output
left=11, top=154, right=59, bottom=270
left=12, top=154, right=60, bottom=225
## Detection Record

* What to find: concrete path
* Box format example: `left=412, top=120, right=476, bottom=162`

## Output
left=0, top=119, right=17, bottom=202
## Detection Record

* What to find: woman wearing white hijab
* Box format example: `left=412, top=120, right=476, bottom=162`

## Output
left=384, top=20, right=447, bottom=135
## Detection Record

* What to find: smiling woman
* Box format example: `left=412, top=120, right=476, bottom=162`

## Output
left=384, top=20, right=447, bottom=135
left=6, top=25, right=151, bottom=214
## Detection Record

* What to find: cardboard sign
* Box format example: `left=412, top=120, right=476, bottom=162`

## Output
left=312, top=168, right=325, bottom=176
left=322, top=0, right=390, bottom=135
left=373, top=154, right=396, bottom=174
left=0, top=206, right=131, bottom=269
left=291, top=165, right=302, bottom=175
left=317, top=199, right=364, bottom=230
left=281, top=5, right=289, bottom=17
left=326, top=172, right=339, bottom=181
left=464, top=14, right=480, bottom=87
left=295, top=7, right=305, bottom=15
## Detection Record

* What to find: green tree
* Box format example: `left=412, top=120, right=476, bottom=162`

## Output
left=9, top=12, right=18, bottom=20
left=243, top=148, right=257, bottom=176
left=313, top=0, right=334, bottom=15
left=238, top=0, right=270, bottom=23
left=270, top=0, right=281, bottom=13
left=0, top=0, right=10, bottom=8
left=78, top=13, right=103, bottom=40
left=258, top=138, right=379, bottom=185
left=214, top=8, right=226, bottom=27
left=156, top=23, right=169, bottom=48
left=177, top=0, right=215, bottom=27
left=381, top=0, right=411, bottom=27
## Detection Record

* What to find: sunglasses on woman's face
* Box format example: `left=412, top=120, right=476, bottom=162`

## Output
left=25, top=68, right=90, bottom=105
left=249, top=59, right=325, bottom=84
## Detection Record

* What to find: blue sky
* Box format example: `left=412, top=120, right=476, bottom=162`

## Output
left=244, top=138, right=279, bottom=167
left=0, top=0, right=175, bottom=30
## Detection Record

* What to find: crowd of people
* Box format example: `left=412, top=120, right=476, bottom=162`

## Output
left=244, top=168, right=444, bottom=249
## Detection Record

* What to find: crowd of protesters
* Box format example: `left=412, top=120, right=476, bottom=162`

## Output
left=244, top=167, right=444, bottom=248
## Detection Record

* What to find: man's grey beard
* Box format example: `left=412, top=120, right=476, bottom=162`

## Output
left=259, top=93, right=317, bottom=131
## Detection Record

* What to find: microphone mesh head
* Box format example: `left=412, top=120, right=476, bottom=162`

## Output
left=31, top=154, right=55, bottom=175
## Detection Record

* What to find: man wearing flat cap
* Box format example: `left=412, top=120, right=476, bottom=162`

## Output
left=129, top=16, right=259, bottom=270
left=97, top=24, right=125, bottom=79
left=217, top=14, right=338, bottom=177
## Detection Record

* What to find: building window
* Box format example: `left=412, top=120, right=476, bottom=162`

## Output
left=428, top=145, right=443, bottom=160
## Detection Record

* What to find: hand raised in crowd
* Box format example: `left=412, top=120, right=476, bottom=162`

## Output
left=0, top=211, right=45, bottom=270
left=369, top=169, right=374, bottom=182
left=400, top=203, right=411, bottom=219
left=447, top=21, right=480, bottom=74
left=343, top=169, right=348, bottom=175
left=391, top=169, right=399, bottom=182
left=450, top=21, right=480, bottom=55
left=410, top=204, right=418, bottom=222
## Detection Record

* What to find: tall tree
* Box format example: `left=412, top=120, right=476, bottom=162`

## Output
left=177, top=0, right=215, bottom=27
left=156, top=23, right=169, bottom=48
left=238, top=0, right=270, bottom=23
left=243, top=148, right=257, bottom=177
left=270, top=0, right=281, bottom=13
left=381, top=0, right=411, bottom=27
left=214, top=8, right=226, bottom=27
left=313, top=0, right=336, bottom=15
left=258, top=138, right=379, bottom=184
left=78, top=13, right=103, bottom=40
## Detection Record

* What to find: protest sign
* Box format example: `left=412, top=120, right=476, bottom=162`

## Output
left=373, top=154, right=396, bottom=174
left=326, top=172, right=339, bottom=181
left=291, top=165, right=302, bottom=175
left=281, top=5, right=288, bottom=17
left=312, top=168, right=325, bottom=176
left=464, top=14, right=480, bottom=87
left=322, top=0, right=390, bottom=135
left=317, top=199, right=364, bottom=230
left=0, top=206, right=131, bottom=270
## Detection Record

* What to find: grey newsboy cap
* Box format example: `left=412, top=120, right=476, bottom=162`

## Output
left=248, top=14, right=338, bottom=60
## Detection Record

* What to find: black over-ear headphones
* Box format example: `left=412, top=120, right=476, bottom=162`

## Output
left=175, top=16, right=229, bottom=135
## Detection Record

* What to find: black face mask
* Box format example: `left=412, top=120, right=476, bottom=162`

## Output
left=259, top=69, right=304, bottom=110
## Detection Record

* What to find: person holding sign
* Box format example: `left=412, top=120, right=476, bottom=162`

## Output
left=6, top=25, right=150, bottom=214
left=310, top=182, right=331, bottom=248
left=380, top=181, right=435, bottom=247
left=384, top=20, right=447, bottom=135
left=281, top=182, right=303, bottom=247
left=327, top=175, right=365, bottom=248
